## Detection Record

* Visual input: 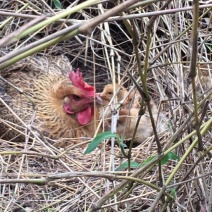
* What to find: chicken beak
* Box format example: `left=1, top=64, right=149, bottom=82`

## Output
left=99, top=93, right=106, bottom=98
left=94, top=94, right=103, bottom=105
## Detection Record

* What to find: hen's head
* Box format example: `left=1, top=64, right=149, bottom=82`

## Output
left=57, top=69, right=101, bottom=125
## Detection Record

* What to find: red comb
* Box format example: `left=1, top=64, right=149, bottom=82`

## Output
left=69, top=68, right=96, bottom=97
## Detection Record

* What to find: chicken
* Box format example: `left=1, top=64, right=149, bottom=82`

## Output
left=107, top=101, right=167, bottom=144
left=100, top=83, right=141, bottom=110
left=114, top=108, right=153, bottom=143
left=100, top=83, right=128, bottom=106
left=0, top=55, right=101, bottom=146
left=101, top=83, right=167, bottom=143
left=126, top=89, right=142, bottom=108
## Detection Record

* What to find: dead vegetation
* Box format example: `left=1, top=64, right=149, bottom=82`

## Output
left=0, top=0, right=211, bottom=211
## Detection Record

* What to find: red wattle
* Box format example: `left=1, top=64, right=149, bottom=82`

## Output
left=77, top=107, right=92, bottom=125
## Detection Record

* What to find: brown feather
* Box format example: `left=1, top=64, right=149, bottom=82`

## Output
left=0, top=55, right=100, bottom=146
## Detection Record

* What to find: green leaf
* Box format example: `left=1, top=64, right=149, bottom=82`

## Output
left=161, top=152, right=179, bottom=165
left=115, top=161, right=140, bottom=171
left=84, top=132, right=118, bottom=154
left=117, top=136, right=127, bottom=148
left=170, top=188, right=177, bottom=199
left=140, top=152, right=179, bottom=167
left=141, top=155, right=156, bottom=167
left=52, top=0, right=62, bottom=9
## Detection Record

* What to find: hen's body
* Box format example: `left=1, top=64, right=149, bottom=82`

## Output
left=0, top=56, right=100, bottom=145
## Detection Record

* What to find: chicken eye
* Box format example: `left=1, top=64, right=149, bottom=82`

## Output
left=108, top=92, right=113, bottom=95
left=72, top=95, right=82, bottom=101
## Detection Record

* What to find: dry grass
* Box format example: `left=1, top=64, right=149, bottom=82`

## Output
left=0, top=0, right=211, bottom=211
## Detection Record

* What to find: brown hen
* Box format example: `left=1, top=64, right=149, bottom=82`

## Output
left=0, top=56, right=101, bottom=146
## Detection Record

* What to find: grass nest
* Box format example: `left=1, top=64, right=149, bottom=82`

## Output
left=0, top=0, right=211, bottom=211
